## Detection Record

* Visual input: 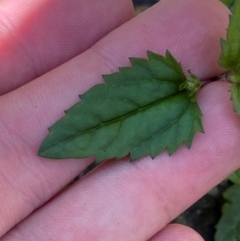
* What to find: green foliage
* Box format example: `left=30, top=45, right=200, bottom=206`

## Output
left=230, top=83, right=240, bottom=114
left=179, top=71, right=201, bottom=102
left=215, top=183, right=240, bottom=241
left=215, top=169, right=240, bottom=241
left=219, top=0, right=240, bottom=115
left=38, top=51, right=203, bottom=163
left=220, top=0, right=235, bottom=9
left=228, top=169, right=240, bottom=184
left=219, top=0, right=240, bottom=70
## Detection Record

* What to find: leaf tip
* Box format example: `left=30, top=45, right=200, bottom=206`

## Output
left=150, top=153, right=156, bottom=160
left=102, top=74, right=110, bottom=83
left=198, top=128, right=204, bottom=135
left=185, top=140, right=192, bottom=149
left=146, top=50, right=154, bottom=59
left=37, top=143, right=49, bottom=158
left=129, top=57, right=147, bottom=66
left=165, top=49, right=171, bottom=56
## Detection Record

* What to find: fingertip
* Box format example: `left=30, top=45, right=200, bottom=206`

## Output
left=149, top=223, right=204, bottom=241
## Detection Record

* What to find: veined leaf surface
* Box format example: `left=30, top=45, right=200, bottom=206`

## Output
left=219, top=0, right=240, bottom=70
left=38, top=51, right=203, bottom=163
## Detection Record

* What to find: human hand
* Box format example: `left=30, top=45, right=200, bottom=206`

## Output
left=0, top=0, right=239, bottom=240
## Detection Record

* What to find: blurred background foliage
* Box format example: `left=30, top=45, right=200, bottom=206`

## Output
left=220, top=0, right=235, bottom=9
left=133, top=0, right=235, bottom=11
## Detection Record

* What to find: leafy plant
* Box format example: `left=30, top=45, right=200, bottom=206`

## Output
left=215, top=3, right=240, bottom=240
left=219, top=0, right=240, bottom=116
left=38, top=52, right=203, bottom=162
left=214, top=168, right=240, bottom=241
left=38, top=0, right=240, bottom=164
left=37, top=0, right=240, bottom=240
left=215, top=170, right=240, bottom=241
left=228, top=168, right=240, bottom=184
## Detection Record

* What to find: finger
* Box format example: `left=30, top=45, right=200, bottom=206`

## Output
left=0, top=0, right=230, bottom=238
left=148, top=224, right=204, bottom=241
left=2, top=81, right=239, bottom=241
left=0, top=0, right=134, bottom=94
left=1, top=0, right=230, bottom=152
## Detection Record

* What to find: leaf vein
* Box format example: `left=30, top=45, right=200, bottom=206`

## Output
left=43, top=92, right=183, bottom=153
left=132, top=101, right=190, bottom=154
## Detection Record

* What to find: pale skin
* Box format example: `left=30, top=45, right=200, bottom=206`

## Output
left=0, top=0, right=239, bottom=240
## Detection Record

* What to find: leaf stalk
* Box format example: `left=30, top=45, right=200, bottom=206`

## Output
left=179, top=71, right=201, bottom=102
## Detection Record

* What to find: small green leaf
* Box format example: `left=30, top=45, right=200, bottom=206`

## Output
left=38, top=51, right=203, bottom=163
left=228, top=169, right=240, bottom=184
left=179, top=71, right=202, bottom=102
left=219, top=0, right=240, bottom=116
left=230, top=83, right=240, bottom=114
left=215, top=183, right=240, bottom=241
left=219, top=0, right=240, bottom=71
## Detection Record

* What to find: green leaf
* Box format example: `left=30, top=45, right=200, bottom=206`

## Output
left=38, top=51, right=203, bottom=163
left=215, top=183, right=240, bottom=241
left=228, top=169, right=240, bottom=184
left=219, top=0, right=240, bottom=70
left=220, top=0, right=235, bottom=10
left=219, top=0, right=240, bottom=116
left=230, top=83, right=240, bottom=114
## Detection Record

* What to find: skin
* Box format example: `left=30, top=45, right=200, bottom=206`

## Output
left=0, top=0, right=238, bottom=240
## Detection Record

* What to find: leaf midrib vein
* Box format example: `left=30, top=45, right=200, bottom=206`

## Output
left=43, top=91, right=187, bottom=153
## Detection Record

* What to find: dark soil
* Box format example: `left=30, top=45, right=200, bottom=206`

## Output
left=173, top=181, right=231, bottom=241
left=132, top=0, right=159, bottom=7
